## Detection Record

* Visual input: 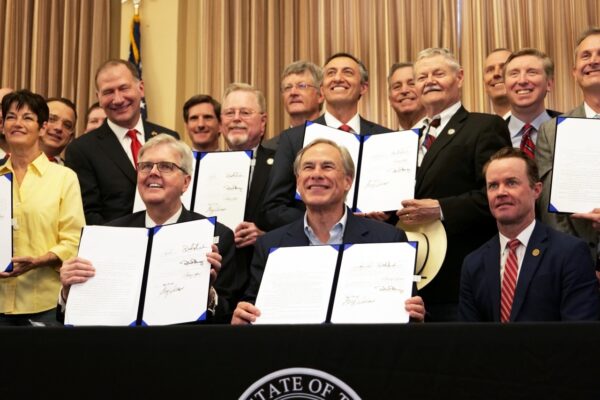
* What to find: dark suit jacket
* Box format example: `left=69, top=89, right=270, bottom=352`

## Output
left=261, top=114, right=391, bottom=230
left=232, top=143, right=277, bottom=307
left=415, top=106, right=511, bottom=306
left=106, top=207, right=237, bottom=322
left=64, top=119, right=179, bottom=225
left=243, top=210, right=408, bottom=303
left=458, top=221, right=599, bottom=322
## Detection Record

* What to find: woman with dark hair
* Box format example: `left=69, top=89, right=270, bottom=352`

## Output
left=0, top=90, right=84, bottom=326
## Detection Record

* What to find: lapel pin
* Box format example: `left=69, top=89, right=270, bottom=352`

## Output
left=267, top=158, right=274, bottom=165
left=448, top=129, right=456, bottom=135
left=532, top=249, right=540, bottom=256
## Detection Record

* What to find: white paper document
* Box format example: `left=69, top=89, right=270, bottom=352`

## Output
left=0, top=173, right=13, bottom=272
left=193, top=151, right=252, bottom=231
left=549, top=117, right=600, bottom=213
left=65, top=219, right=214, bottom=326
left=302, top=123, right=361, bottom=208
left=331, top=242, right=416, bottom=324
left=356, top=130, right=419, bottom=212
left=254, top=242, right=417, bottom=324
left=254, top=245, right=339, bottom=324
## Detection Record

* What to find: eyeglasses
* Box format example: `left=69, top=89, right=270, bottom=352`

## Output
left=137, top=161, right=187, bottom=175
left=281, top=82, right=318, bottom=93
left=221, top=108, right=260, bottom=120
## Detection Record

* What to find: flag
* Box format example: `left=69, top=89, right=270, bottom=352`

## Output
left=128, top=14, right=147, bottom=120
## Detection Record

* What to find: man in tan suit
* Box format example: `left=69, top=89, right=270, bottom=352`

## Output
left=536, top=27, right=600, bottom=271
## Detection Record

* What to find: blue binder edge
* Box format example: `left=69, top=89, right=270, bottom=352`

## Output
left=4, top=261, right=13, bottom=273
left=244, top=150, right=253, bottom=158
left=342, top=244, right=352, bottom=251
left=206, top=216, right=216, bottom=226
left=197, top=310, right=207, bottom=321
left=306, top=121, right=314, bottom=126
left=2, top=173, right=12, bottom=182
left=294, top=191, right=302, bottom=201
left=150, top=225, right=162, bottom=236
left=548, top=203, right=559, bottom=213
left=556, top=117, right=566, bottom=125
left=408, top=241, right=418, bottom=249
left=193, top=150, right=201, bottom=160
left=361, top=134, right=372, bottom=143
left=268, top=247, right=279, bottom=255
left=411, top=128, right=420, bottom=135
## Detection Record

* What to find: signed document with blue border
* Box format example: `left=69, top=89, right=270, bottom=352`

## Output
left=549, top=117, right=600, bottom=213
left=192, top=150, right=252, bottom=231
left=254, top=242, right=416, bottom=324
left=0, top=173, right=12, bottom=273
left=301, top=122, right=419, bottom=213
left=65, top=218, right=214, bottom=326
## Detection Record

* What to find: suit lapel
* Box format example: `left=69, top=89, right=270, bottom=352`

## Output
left=510, top=223, right=548, bottom=320
left=246, top=145, right=274, bottom=218
left=483, top=237, right=502, bottom=321
left=568, top=104, right=585, bottom=118
left=281, top=219, right=310, bottom=246
left=341, top=212, right=369, bottom=243
left=416, top=106, right=468, bottom=191
left=96, top=124, right=137, bottom=184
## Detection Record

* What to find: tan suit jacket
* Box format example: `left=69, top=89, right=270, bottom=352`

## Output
left=536, top=104, right=598, bottom=260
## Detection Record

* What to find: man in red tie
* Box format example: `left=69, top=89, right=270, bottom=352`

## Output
left=458, top=147, right=599, bottom=322
left=503, top=48, right=561, bottom=158
left=537, top=28, right=600, bottom=273
left=262, top=53, right=391, bottom=230
left=65, top=59, right=179, bottom=225
left=395, top=48, right=511, bottom=321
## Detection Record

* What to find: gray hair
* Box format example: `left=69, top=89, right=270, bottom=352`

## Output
left=293, top=138, right=355, bottom=180
left=416, top=48, right=461, bottom=71
left=281, top=60, right=323, bottom=87
left=222, top=82, right=266, bottom=113
left=139, top=134, right=193, bottom=175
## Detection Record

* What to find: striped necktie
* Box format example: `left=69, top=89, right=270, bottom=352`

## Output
left=519, top=123, right=535, bottom=159
left=500, top=239, right=520, bottom=323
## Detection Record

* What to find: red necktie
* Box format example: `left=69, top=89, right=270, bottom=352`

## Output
left=127, top=129, right=142, bottom=166
left=500, top=239, right=520, bottom=323
left=520, top=123, right=535, bottom=159
left=423, top=118, right=440, bottom=150
left=339, top=124, right=352, bottom=132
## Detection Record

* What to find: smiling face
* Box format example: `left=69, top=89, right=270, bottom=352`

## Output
left=296, top=142, right=353, bottom=212
left=322, top=56, right=368, bottom=109
left=96, top=63, right=144, bottom=129
left=504, top=55, right=552, bottom=116
left=40, top=100, right=75, bottom=155
left=415, top=55, right=463, bottom=116
left=185, top=102, right=221, bottom=151
left=573, top=33, right=600, bottom=96
left=486, top=157, right=541, bottom=233
left=3, top=102, right=45, bottom=152
left=221, top=90, right=266, bottom=150
left=483, top=50, right=511, bottom=101
left=388, top=65, right=423, bottom=117
left=137, top=143, right=191, bottom=211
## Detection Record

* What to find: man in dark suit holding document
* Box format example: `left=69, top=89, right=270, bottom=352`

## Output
left=232, top=139, right=425, bottom=324
left=60, top=135, right=237, bottom=321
